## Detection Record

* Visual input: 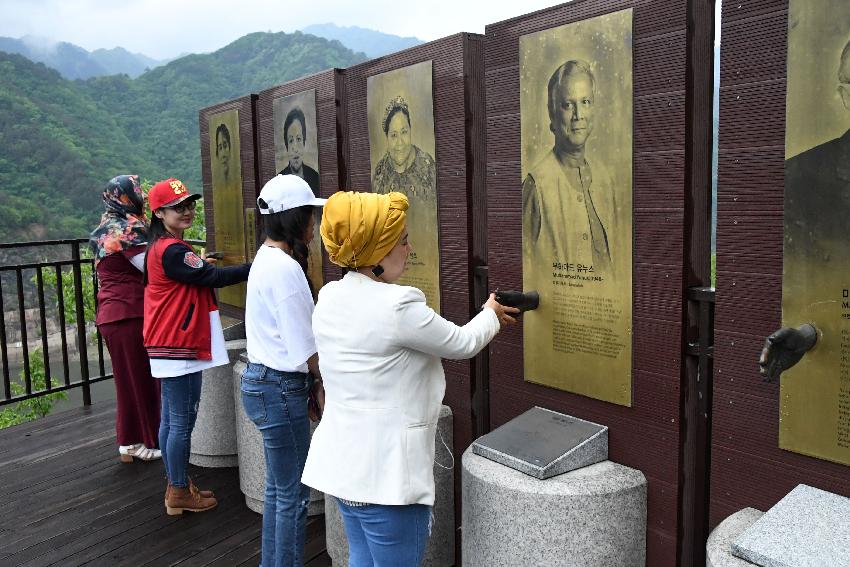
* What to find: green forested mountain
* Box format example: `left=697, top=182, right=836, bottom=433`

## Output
left=0, top=52, right=159, bottom=240
left=0, top=31, right=366, bottom=242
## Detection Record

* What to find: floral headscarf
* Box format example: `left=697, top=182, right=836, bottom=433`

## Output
left=89, top=175, right=149, bottom=266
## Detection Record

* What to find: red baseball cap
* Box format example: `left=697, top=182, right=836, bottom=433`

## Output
left=148, top=178, right=201, bottom=211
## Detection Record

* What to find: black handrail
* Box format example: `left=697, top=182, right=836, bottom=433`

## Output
left=0, top=237, right=205, bottom=409
left=0, top=240, right=101, bottom=408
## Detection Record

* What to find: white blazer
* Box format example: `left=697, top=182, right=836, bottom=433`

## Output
left=302, top=271, right=499, bottom=506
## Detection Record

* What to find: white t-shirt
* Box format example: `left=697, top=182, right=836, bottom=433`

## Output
left=245, top=245, right=317, bottom=373
left=149, top=310, right=229, bottom=378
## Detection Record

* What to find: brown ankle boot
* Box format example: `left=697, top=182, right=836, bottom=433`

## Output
left=165, top=485, right=217, bottom=515
left=165, top=480, right=213, bottom=503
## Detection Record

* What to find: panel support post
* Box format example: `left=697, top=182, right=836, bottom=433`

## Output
left=678, top=1, right=717, bottom=566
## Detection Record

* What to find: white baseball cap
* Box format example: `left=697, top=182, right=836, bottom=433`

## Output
left=257, top=174, right=327, bottom=214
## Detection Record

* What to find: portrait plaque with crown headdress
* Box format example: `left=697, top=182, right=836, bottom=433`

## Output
left=780, top=0, right=850, bottom=465
left=366, top=60, right=440, bottom=312
left=519, top=9, right=633, bottom=406
left=208, top=109, right=247, bottom=308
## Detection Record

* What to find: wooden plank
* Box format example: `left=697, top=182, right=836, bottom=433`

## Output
left=208, top=536, right=262, bottom=567
left=0, top=403, right=326, bottom=566
left=10, top=490, right=181, bottom=566
left=171, top=531, right=260, bottom=566
left=58, top=471, right=244, bottom=566
left=129, top=502, right=259, bottom=566
left=0, top=402, right=115, bottom=463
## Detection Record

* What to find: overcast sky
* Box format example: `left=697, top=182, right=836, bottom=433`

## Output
left=0, top=0, right=568, bottom=60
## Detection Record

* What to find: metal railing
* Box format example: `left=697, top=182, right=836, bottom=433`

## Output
left=0, top=237, right=205, bottom=408
left=0, top=238, right=106, bottom=407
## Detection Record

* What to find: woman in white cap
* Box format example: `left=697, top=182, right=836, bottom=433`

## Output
left=143, top=178, right=251, bottom=515
left=240, top=174, right=327, bottom=567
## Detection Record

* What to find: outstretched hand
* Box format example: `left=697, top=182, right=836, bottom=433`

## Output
left=484, top=293, right=520, bottom=329
left=758, top=323, right=818, bottom=383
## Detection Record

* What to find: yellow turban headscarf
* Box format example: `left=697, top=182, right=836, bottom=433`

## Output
left=320, top=191, right=409, bottom=268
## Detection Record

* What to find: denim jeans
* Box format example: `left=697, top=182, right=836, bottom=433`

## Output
left=241, top=362, right=311, bottom=567
left=158, top=371, right=202, bottom=488
left=336, top=498, right=432, bottom=567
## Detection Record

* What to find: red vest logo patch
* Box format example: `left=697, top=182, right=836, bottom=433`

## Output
left=183, top=251, right=203, bottom=269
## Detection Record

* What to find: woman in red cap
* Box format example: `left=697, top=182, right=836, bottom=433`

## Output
left=143, top=178, right=250, bottom=515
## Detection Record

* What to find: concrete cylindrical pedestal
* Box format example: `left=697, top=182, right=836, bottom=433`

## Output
left=233, top=353, right=324, bottom=515
left=189, top=339, right=245, bottom=467
left=325, top=405, right=455, bottom=566
left=706, top=508, right=764, bottom=567
left=462, top=449, right=646, bottom=567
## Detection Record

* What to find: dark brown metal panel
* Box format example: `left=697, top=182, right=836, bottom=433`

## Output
left=199, top=94, right=259, bottom=320
left=343, top=33, right=486, bottom=565
left=485, top=1, right=691, bottom=564
left=255, top=69, right=348, bottom=284
left=713, top=0, right=850, bottom=536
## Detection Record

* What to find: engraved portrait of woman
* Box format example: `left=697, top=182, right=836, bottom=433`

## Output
left=371, top=95, right=436, bottom=201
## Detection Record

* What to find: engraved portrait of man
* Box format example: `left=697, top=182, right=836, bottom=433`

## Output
left=778, top=0, right=850, bottom=464
left=522, top=60, right=620, bottom=274
left=785, top=38, right=850, bottom=260
left=518, top=8, right=633, bottom=405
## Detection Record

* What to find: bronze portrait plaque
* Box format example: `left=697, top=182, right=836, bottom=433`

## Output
left=273, top=89, right=324, bottom=293
left=367, top=60, right=441, bottom=312
left=208, top=109, right=247, bottom=308
left=781, top=0, right=850, bottom=465
left=520, top=9, right=634, bottom=406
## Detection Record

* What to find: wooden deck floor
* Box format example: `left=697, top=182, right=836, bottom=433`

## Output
left=0, top=401, right=330, bottom=566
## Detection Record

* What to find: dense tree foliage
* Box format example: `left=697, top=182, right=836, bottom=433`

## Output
left=0, top=53, right=158, bottom=241
left=0, top=32, right=366, bottom=243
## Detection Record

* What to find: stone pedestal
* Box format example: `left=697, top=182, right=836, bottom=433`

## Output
left=706, top=508, right=764, bottom=567
left=233, top=353, right=324, bottom=515
left=462, top=449, right=646, bottom=567
left=189, top=339, right=245, bottom=467
left=326, top=405, right=456, bottom=567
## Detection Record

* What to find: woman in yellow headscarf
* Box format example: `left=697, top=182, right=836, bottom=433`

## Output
left=302, top=191, right=518, bottom=566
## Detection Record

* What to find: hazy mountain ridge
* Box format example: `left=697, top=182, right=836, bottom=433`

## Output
left=301, top=23, right=423, bottom=57
left=0, top=31, right=367, bottom=241
left=0, top=36, right=169, bottom=79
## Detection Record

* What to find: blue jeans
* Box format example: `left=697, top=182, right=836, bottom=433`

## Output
left=158, top=371, right=202, bottom=488
left=336, top=499, right=432, bottom=567
left=241, top=362, right=311, bottom=567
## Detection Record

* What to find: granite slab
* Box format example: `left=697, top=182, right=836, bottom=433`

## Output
left=732, top=484, right=850, bottom=567
left=472, top=406, right=607, bottom=479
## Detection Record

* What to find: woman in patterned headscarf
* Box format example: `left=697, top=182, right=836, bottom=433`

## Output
left=89, top=174, right=161, bottom=462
